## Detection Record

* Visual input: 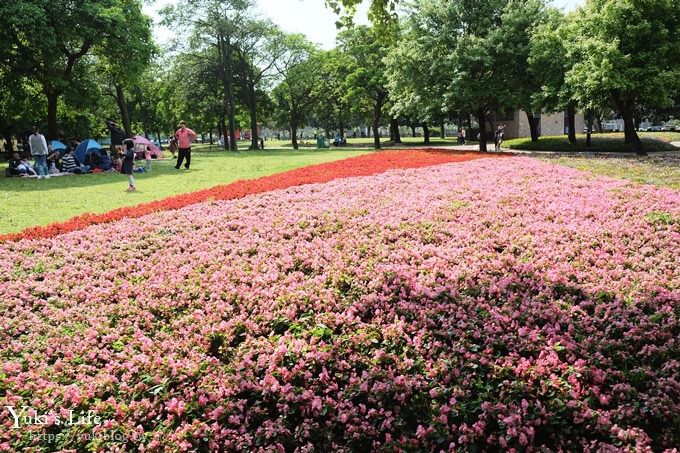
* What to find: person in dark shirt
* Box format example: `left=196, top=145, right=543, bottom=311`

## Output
left=121, top=139, right=136, bottom=191
left=105, top=119, right=125, bottom=154
left=98, top=149, right=113, bottom=171
left=7, top=153, right=26, bottom=176
left=62, top=148, right=90, bottom=174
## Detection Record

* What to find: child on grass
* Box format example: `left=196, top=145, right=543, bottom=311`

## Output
left=144, top=146, right=152, bottom=172
left=121, top=139, right=136, bottom=192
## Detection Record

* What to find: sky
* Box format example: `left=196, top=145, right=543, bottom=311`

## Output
left=144, top=0, right=584, bottom=50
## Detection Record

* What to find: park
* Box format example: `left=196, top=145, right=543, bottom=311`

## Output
left=0, top=0, right=679, bottom=451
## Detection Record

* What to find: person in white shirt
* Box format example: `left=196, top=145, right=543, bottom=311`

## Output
left=28, top=126, right=50, bottom=179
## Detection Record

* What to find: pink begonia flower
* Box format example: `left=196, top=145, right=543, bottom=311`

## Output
left=0, top=157, right=677, bottom=451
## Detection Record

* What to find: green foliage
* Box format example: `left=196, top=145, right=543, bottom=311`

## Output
left=0, top=0, right=154, bottom=139
left=311, top=50, right=355, bottom=135
left=325, top=0, right=399, bottom=28
left=271, top=35, right=323, bottom=147
left=566, top=0, right=680, bottom=112
left=338, top=25, right=393, bottom=147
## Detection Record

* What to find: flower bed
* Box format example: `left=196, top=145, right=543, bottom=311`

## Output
left=0, top=157, right=678, bottom=451
left=0, top=149, right=499, bottom=242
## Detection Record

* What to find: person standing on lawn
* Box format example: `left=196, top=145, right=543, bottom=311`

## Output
left=174, top=121, right=196, bottom=170
left=105, top=119, right=125, bottom=155
left=28, top=126, right=50, bottom=179
left=121, top=139, right=136, bottom=192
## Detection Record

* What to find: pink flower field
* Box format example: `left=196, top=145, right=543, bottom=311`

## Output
left=1, top=157, right=679, bottom=451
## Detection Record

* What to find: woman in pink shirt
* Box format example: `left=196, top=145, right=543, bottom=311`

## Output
left=174, top=121, right=196, bottom=170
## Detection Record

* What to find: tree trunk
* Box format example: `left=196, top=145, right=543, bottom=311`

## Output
left=596, top=116, right=603, bottom=133
left=114, top=84, right=133, bottom=137
left=339, top=118, right=345, bottom=141
left=372, top=120, right=381, bottom=149
left=209, top=130, right=213, bottom=145
left=390, top=118, right=401, bottom=143
left=440, top=119, right=445, bottom=139
left=218, top=34, right=237, bottom=151
left=410, top=125, right=416, bottom=137
left=226, top=39, right=237, bottom=151
left=567, top=102, right=577, bottom=144
left=478, top=109, right=488, bottom=152
left=526, top=110, right=539, bottom=142
left=46, top=90, right=59, bottom=140
left=423, top=122, right=430, bottom=144
left=372, top=98, right=383, bottom=150
left=611, top=90, right=645, bottom=155
left=291, top=121, right=299, bottom=150
left=248, top=83, right=259, bottom=150
left=218, top=117, right=227, bottom=149
left=156, top=131, right=162, bottom=149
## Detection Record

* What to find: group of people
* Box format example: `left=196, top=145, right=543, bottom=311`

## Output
left=6, top=126, right=125, bottom=178
left=6, top=120, right=197, bottom=191
left=455, top=124, right=506, bottom=151
left=457, top=128, right=467, bottom=145
left=108, top=119, right=196, bottom=192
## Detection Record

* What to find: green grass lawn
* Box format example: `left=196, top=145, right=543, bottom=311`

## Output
left=505, top=132, right=680, bottom=152
left=0, top=147, right=372, bottom=234
left=540, top=154, right=680, bottom=190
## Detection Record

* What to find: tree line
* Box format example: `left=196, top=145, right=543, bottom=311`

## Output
left=1, top=0, right=679, bottom=155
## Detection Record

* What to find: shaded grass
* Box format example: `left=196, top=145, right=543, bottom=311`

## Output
left=0, top=147, right=372, bottom=234
left=506, top=133, right=680, bottom=152
left=261, top=136, right=463, bottom=149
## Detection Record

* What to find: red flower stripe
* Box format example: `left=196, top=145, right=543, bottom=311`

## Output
left=2, top=150, right=508, bottom=242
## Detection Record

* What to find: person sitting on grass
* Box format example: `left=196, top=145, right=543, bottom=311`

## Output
left=61, top=148, right=91, bottom=174
left=86, top=150, right=100, bottom=169
left=98, top=149, right=113, bottom=171
left=7, top=153, right=27, bottom=176
left=47, top=149, right=61, bottom=174
left=121, top=139, right=136, bottom=192
left=18, top=157, right=37, bottom=176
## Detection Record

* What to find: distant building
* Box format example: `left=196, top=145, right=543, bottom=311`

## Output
left=502, top=110, right=585, bottom=140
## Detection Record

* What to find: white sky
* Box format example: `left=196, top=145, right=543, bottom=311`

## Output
left=144, top=0, right=584, bottom=50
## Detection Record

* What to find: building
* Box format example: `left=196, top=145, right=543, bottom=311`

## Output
left=502, top=110, right=585, bottom=140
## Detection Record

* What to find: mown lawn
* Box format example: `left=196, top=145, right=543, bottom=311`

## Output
left=0, top=147, right=372, bottom=234
left=505, top=132, right=680, bottom=152
left=539, top=154, right=680, bottom=190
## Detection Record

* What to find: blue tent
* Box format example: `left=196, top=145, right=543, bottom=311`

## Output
left=50, top=140, right=67, bottom=151
left=74, top=139, right=101, bottom=164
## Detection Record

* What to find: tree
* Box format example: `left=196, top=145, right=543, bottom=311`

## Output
left=409, top=0, right=521, bottom=152
left=163, top=0, right=253, bottom=151
left=386, top=16, right=449, bottom=145
left=339, top=26, right=392, bottom=149
left=233, top=20, right=286, bottom=150
left=272, top=34, right=322, bottom=150
left=0, top=0, right=153, bottom=139
left=312, top=49, right=354, bottom=139
left=565, top=0, right=680, bottom=154
left=96, top=1, right=156, bottom=137
left=495, top=0, right=549, bottom=142
left=529, top=9, right=577, bottom=144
